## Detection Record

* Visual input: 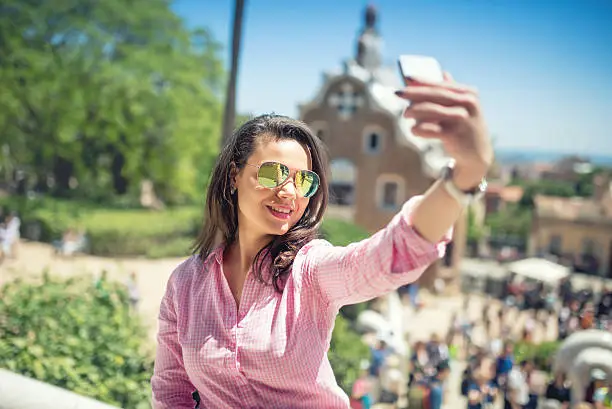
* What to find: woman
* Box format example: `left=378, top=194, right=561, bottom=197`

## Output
left=545, top=372, right=571, bottom=409
left=151, top=73, right=492, bottom=408
left=467, top=367, right=498, bottom=409
left=409, top=341, right=431, bottom=387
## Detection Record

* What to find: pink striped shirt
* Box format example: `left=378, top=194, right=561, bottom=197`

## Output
left=151, top=197, right=449, bottom=408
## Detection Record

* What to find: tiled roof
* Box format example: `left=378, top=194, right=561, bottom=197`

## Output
left=534, top=194, right=612, bottom=224
left=486, top=184, right=524, bottom=203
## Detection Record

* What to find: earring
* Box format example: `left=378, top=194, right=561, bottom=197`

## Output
left=230, top=186, right=236, bottom=195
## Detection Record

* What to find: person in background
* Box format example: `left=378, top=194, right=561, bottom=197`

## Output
left=409, top=282, right=420, bottom=310
left=496, top=342, right=515, bottom=391
left=350, top=361, right=373, bottom=409
left=429, top=361, right=451, bottom=409
left=558, top=277, right=572, bottom=306
left=505, top=360, right=531, bottom=409
left=369, top=338, right=390, bottom=378
left=588, top=369, right=609, bottom=409
left=378, top=354, right=403, bottom=406
left=426, top=333, right=449, bottom=368
left=126, top=271, right=141, bottom=313
left=545, top=372, right=571, bottom=409
left=0, top=211, right=20, bottom=261
left=409, top=341, right=430, bottom=387
left=467, top=366, right=498, bottom=409
left=597, top=288, right=612, bottom=321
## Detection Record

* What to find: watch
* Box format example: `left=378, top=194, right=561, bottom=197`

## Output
left=440, top=159, right=487, bottom=206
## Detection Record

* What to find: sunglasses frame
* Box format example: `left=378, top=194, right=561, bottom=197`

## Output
left=243, top=161, right=320, bottom=198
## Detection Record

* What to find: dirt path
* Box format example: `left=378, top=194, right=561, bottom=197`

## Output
left=0, top=240, right=185, bottom=341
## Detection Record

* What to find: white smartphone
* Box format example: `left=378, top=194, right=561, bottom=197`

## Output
left=397, top=55, right=444, bottom=84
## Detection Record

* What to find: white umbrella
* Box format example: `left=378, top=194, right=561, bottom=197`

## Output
left=506, top=257, right=570, bottom=284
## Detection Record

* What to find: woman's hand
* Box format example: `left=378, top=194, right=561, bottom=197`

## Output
left=395, top=73, right=493, bottom=190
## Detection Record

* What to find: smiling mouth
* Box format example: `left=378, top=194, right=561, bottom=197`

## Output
left=266, top=205, right=293, bottom=220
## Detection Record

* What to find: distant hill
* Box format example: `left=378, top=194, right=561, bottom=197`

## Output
left=495, top=149, right=612, bottom=166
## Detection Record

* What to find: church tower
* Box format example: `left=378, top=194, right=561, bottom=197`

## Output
left=355, top=5, right=383, bottom=72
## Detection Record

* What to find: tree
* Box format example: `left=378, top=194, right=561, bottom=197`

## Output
left=220, top=0, right=246, bottom=146
left=328, top=315, right=370, bottom=394
left=485, top=203, right=532, bottom=249
left=0, top=0, right=225, bottom=203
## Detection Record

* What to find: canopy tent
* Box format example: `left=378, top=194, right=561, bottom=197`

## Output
left=506, top=257, right=570, bottom=284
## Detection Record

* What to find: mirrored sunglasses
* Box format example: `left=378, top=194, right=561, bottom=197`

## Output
left=246, top=161, right=320, bottom=198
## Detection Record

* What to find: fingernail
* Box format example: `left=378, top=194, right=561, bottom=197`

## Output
left=394, top=90, right=403, bottom=97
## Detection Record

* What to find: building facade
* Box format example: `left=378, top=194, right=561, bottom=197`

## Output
left=298, top=5, right=466, bottom=287
left=530, top=174, right=612, bottom=277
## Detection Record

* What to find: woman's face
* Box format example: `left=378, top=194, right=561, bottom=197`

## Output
left=232, top=137, right=312, bottom=242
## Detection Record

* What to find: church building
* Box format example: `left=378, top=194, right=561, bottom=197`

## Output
left=298, top=5, right=467, bottom=288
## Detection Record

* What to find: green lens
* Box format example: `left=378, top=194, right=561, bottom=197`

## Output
left=296, top=170, right=320, bottom=198
left=258, top=162, right=289, bottom=188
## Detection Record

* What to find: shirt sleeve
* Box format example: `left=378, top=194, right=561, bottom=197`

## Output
left=151, top=267, right=196, bottom=409
left=299, top=196, right=451, bottom=308
left=507, top=370, right=520, bottom=390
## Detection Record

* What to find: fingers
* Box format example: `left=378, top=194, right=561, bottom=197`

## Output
left=403, top=102, right=469, bottom=122
left=403, top=75, right=477, bottom=94
left=397, top=87, right=479, bottom=115
left=411, top=121, right=446, bottom=139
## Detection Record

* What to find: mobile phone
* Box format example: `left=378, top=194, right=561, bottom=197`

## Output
left=397, top=55, right=444, bottom=84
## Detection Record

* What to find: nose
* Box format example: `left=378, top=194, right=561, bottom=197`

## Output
left=277, top=176, right=297, bottom=199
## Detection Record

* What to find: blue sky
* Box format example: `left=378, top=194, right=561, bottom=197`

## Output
left=173, top=0, right=612, bottom=156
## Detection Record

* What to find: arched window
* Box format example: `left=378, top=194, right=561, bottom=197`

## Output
left=376, top=174, right=405, bottom=211
left=362, top=125, right=386, bottom=154
left=330, top=159, right=357, bottom=205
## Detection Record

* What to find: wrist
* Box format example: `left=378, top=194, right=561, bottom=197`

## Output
left=452, top=163, right=488, bottom=191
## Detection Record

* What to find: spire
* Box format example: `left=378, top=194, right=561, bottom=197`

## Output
left=355, top=4, right=382, bottom=72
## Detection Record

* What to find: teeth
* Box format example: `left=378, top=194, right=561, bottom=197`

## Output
left=270, top=206, right=291, bottom=214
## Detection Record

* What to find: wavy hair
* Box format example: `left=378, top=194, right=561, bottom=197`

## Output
left=193, top=114, right=329, bottom=292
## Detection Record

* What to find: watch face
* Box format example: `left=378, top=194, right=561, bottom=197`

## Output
left=442, top=164, right=453, bottom=180
left=476, top=178, right=488, bottom=194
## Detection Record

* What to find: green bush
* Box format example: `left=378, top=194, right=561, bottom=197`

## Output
left=321, top=218, right=370, bottom=247
left=83, top=207, right=201, bottom=258
left=329, top=315, right=371, bottom=394
left=0, top=273, right=154, bottom=408
left=1, top=196, right=201, bottom=258
left=514, top=341, right=560, bottom=373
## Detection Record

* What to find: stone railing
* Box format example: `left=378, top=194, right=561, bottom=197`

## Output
left=0, top=369, right=123, bottom=409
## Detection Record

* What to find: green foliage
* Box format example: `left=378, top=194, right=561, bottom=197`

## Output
left=321, top=218, right=370, bottom=247
left=518, top=181, right=575, bottom=208
left=467, top=206, right=484, bottom=243
left=0, top=0, right=224, bottom=204
left=0, top=274, right=154, bottom=408
left=513, top=341, right=560, bottom=373
left=328, top=315, right=371, bottom=394
left=2, top=196, right=201, bottom=257
left=485, top=203, right=532, bottom=244
left=511, top=177, right=595, bottom=209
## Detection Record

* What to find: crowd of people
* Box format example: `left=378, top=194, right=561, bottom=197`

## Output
left=349, top=273, right=612, bottom=409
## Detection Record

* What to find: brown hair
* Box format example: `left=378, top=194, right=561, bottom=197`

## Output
left=192, top=114, right=329, bottom=292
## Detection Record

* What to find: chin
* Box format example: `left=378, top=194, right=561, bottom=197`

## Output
left=268, top=222, right=292, bottom=237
